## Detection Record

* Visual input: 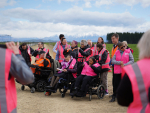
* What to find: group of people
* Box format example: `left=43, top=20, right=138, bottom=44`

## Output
left=1, top=30, right=150, bottom=113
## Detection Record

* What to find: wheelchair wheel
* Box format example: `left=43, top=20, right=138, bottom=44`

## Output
left=61, top=93, right=65, bottom=98
left=21, top=85, right=25, bottom=90
left=89, top=90, right=92, bottom=101
left=97, top=85, right=105, bottom=99
left=31, top=87, right=35, bottom=93
left=36, top=80, right=47, bottom=92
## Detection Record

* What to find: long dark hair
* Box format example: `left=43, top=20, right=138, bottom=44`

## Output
left=97, top=37, right=104, bottom=44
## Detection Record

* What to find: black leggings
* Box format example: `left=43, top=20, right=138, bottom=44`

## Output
left=75, top=75, right=93, bottom=92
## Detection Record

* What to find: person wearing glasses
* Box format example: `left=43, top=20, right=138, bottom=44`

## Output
left=110, top=42, right=134, bottom=102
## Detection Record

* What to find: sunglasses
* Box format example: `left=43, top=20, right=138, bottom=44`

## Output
left=121, top=46, right=125, bottom=49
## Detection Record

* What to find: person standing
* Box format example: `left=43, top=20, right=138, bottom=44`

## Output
left=117, top=30, right=150, bottom=113
left=53, top=34, right=64, bottom=59
left=87, top=40, right=96, bottom=59
left=33, top=42, right=51, bottom=61
left=19, top=43, right=34, bottom=65
left=110, top=42, right=134, bottom=102
left=94, top=44, right=110, bottom=95
left=0, top=42, right=34, bottom=113
left=55, top=38, right=70, bottom=63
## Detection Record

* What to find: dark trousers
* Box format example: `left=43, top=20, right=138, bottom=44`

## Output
left=75, top=75, right=92, bottom=92
left=113, top=73, right=121, bottom=97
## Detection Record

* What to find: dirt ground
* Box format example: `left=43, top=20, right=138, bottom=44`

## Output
left=16, top=44, right=127, bottom=113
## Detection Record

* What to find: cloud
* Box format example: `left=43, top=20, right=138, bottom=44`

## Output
left=84, top=1, right=92, bottom=8
left=0, top=0, right=16, bottom=8
left=95, top=0, right=112, bottom=7
left=0, top=20, right=149, bottom=38
left=2, top=7, right=144, bottom=27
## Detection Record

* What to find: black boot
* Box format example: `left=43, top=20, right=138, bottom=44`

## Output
left=70, top=87, right=78, bottom=96
left=109, top=96, right=115, bottom=102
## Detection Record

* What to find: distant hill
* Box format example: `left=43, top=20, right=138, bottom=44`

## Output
left=0, top=34, right=107, bottom=42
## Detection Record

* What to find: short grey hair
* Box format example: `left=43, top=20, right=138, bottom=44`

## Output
left=122, top=41, right=128, bottom=46
left=137, top=29, right=150, bottom=59
left=80, top=39, right=88, bottom=46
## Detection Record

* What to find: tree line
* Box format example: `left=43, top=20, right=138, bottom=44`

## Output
left=106, top=32, right=144, bottom=44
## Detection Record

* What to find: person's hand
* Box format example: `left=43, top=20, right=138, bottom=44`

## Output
left=35, top=58, right=39, bottom=61
left=63, top=69, right=67, bottom=72
left=29, top=54, right=32, bottom=57
left=57, top=68, right=60, bottom=71
left=6, top=42, right=19, bottom=55
left=120, top=61, right=123, bottom=65
left=121, top=64, right=124, bottom=68
left=110, top=65, right=112, bottom=68
left=78, top=47, right=80, bottom=50
left=38, top=49, right=41, bottom=52
left=82, top=63, right=85, bottom=66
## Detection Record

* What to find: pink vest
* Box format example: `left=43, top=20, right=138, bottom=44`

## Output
left=78, top=48, right=90, bottom=62
left=0, top=48, right=17, bottom=113
left=81, top=62, right=100, bottom=76
left=69, top=58, right=77, bottom=78
left=36, top=48, right=49, bottom=59
left=96, top=48, right=110, bottom=70
left=114, top=49, right=130, bottom=74
left=27, top=46, right=31, bottom=61
left=122, top=59, right=150, bottom=113
left=58, top=44, right=70, bottom=63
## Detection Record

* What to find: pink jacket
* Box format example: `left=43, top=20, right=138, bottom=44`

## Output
left=81, top=62, right=100, bottom=76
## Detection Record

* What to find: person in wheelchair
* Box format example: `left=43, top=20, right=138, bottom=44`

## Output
left=70, top=57, right=101, bottom=97
left=45, top=51, right=77, bottom=95
left=31, top=51, right=51, bottom=74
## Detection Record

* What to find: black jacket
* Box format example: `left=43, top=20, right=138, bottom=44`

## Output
left=94, top=49, right=109, bottom=72
left=19, top=45, right=34, bottom=64
left=70, top=46, right=78, bottom=59
left=79, top=45, right=91, bottom=57
left=32, top=48, right=52, bottom=60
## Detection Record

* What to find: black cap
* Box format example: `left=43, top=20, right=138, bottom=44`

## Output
left=38, top=51, right=46, bottom=55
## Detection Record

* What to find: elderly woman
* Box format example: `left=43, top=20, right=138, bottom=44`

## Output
left=110, top=42, right=134, bottom=102
left=64, top=40, right=78, bottom=59
left=78, top=39, right=91, bottom=62
left=122, top=41, right=133, bottom=53
left=87, top=40, right=96, bottom=57
left=117, top=30, right=150, bottom=112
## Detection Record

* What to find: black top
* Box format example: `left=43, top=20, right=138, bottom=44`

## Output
left=32, top=48, right=52, bottom=60
left=94, top=49, right=109, bottom=72
left=70, top=46, right=78, bottom=59
left=117, top=73, right=133, bottom=106
left=79, top=45, right=91, bottom=57
left=19, top=45, right=34, bottom=64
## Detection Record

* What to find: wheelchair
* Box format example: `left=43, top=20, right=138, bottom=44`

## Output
left=45, top=72, right=76, bottom=98
left=19, top=65, right=52, bottom=93
left=71, top=74, right=105, bottom=101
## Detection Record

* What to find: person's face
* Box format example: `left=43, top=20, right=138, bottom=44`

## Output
left=123, top=43, right=127, bottom=49
left=88, top=41, right=92, bottom=48
left=71, top=41, right=76, bottom=48
left=119, top=44, right=126, bottom=51
left=98, top=38, right=102, bottom=44
left=22, top=45, right=27, bottom=50
left=111, top=36, right=118, bottom=44
left=80, top=42, right=85, bottom=48
left=89, top=58, right=94, bottom=65
left=65, top=55, right=71, bottom=62
left=40, top=53, right=45, bottom=59
left=97, top=47, right=101, bottom=52
left=38, top=42, right=43, bottom=48
left=62, top=39, right=67, bottom=45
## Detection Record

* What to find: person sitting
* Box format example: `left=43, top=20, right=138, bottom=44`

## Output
left=19, top=43, right=34, bottom=65
left=31, top=51, right=51, bottom=74
left=45, top=51, right=77, bottom=94
left=70, top=57, right=101, bottom=97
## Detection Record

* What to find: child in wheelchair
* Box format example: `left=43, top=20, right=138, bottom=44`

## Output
left=45, top=51, right=77, bottom=96
left=70, top=57, right=101, bottom=97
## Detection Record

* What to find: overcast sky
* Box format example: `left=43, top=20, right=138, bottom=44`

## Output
left=0, top=0, right=150, bottom=38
